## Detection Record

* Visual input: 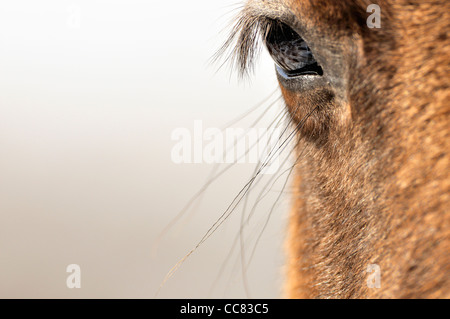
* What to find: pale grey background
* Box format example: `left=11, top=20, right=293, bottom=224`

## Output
left=0, top=0, right=291, bottom=298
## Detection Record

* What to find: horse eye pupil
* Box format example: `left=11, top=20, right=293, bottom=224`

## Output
left=265, top=21, right=323, bottom=77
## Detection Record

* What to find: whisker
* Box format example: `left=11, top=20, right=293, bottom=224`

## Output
left=152, top=91, right=279, bottom=256
left=207, top=229, right=240, bottom=297
left=155, top=93, right=286, bottom=296
left=214, top=98, right=305, bottom=296
left=209, top=105, right=320, bottom=297
left=243, top=106, right=319, bottom=275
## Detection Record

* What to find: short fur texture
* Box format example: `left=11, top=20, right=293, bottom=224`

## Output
left=225, top=0, right=449, bottom=298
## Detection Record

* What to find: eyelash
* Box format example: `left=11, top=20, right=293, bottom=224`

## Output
left=216, top=13, right=322, bottom=79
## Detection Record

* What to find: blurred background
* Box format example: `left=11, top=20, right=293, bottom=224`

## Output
left=0, top=0, right=292, bottom=298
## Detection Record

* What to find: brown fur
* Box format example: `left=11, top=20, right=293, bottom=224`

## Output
left=227, top=0, right=450, bottom=298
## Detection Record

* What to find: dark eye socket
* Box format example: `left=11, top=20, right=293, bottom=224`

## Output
left=264, top=20, right=323, bottom=77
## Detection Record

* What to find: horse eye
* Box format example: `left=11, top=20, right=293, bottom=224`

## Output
left=264, top=21, right=323, bottom=77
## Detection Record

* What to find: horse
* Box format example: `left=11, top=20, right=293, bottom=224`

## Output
left=223, top=0, right=449, bottom=298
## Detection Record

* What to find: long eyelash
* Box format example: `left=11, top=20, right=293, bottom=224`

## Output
left=214, top=9, right=275, bottom=77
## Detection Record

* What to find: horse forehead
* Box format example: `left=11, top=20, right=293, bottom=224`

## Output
left=247, top=0, right=372, bottom=10
left=244, top=0, right=373, bottom=31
